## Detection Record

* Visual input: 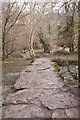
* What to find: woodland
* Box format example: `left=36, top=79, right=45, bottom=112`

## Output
left=1, top=0, right=80, bottom=118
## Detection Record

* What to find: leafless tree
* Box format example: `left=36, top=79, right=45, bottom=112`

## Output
left=2, top=1, right=35, bottom=60
left=27, top=2, right=57, bottom=61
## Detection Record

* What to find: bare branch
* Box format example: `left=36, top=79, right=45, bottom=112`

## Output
left=5, top=2, right=28, bottom=35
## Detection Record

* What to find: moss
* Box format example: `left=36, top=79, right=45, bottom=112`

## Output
left=7, top=57, right=22, bottom=61
left=34, top=49, right=42, bottom=53
left=63, top=83, right=72, bottom=88
left=58, top=30, right=65, bottom=36
left=53, top=63, right=73, bottom=87
left=52, top=57, right=77, bottom=66
left=53, top=58, right=77, bottom=88
left=57, top=75, right=64, bottom=81
left=54, top=63, right=60, bottom=71
left=58, top=72, right=64, bottom=79
left=54, top=63, right=64, bottom=82
left=6, top=53, right=31, bottom=62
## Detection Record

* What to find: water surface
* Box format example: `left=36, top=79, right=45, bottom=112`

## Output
left=2, top=60, right=31, bottom=97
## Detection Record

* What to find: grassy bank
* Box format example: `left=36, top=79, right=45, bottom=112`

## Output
left=51, top=50, right=78, bottom=66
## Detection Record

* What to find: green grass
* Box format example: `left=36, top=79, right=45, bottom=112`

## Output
left=52, top=51, right=78, bottom=65
left=7, top=57, right=23, bottom=61
left=34, top=49, right=43, bottom=53
left=6, top=52, right=31, bottom=61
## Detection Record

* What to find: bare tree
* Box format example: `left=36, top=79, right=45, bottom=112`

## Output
left=2, top=2, right=26, bottom=59
left=27, top=2, right=49, bottom=61
left=27, top=2, right=57, bottom=61
left=2, top=2, right=33, bottom=60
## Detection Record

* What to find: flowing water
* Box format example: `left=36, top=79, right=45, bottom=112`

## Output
left=60, top=64, right=78, bottom=87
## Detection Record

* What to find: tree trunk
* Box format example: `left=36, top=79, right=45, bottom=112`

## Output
left=69, top=45, right=72, bottom=53
left=78, top=1, right=80, bottom=87
left=29, top=45, right=35, bottom=62
left=71, top=3, right=76, bottom=52
left=2, top=32, right=6, bottom=60
left=44, top=44, right=47, bottom=53
left=29, top=32, right=35, bottom=62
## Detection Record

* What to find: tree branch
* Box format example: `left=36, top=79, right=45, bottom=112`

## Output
left=5, top=2, right=28, bottom=35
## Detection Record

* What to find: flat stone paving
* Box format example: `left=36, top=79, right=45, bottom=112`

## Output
left=2, top=58, right=79, bottom=118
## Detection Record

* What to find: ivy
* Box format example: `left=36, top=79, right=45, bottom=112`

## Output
left=40, top=38, right=45, bottom=45
left=58, top=30, right=65, bottom=36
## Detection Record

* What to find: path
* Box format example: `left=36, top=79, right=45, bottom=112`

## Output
left=2, top=57, right=79, bottom=118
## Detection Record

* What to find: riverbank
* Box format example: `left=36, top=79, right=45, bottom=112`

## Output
left=51, top=51, right=78, bottom=88
left=2, top=59, right=31, bottom=98
left=2, top=51, right=78, bottom=98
